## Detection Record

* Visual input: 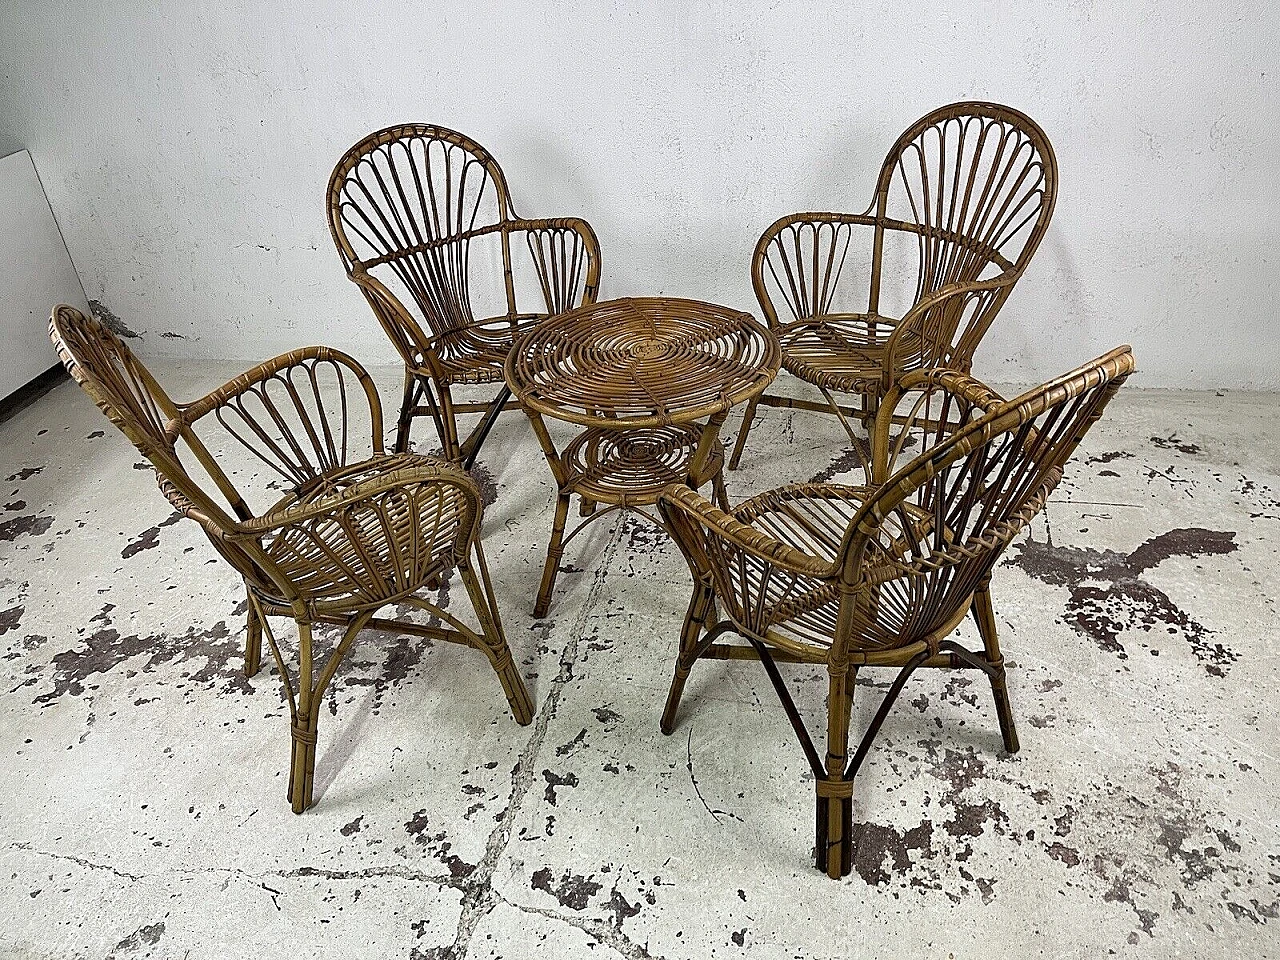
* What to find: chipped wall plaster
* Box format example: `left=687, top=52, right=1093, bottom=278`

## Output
left=0, top=0, right=1276, bottom=388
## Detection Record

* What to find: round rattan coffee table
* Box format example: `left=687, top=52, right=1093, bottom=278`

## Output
left=505, top=296, right=780, bottom=616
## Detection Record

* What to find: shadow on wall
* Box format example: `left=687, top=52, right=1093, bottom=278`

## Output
left=974, top=228, right=1103, bottom=384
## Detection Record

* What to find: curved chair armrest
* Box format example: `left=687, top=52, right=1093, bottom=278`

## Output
left=230, top=459, right=481, bottom=540
left=225, top=459, right=484, bottom=609
left=164, top=345, right=388, bottom=517
left=658, top=484, right=838, bottom=581
left=758, top=209, right=881, bottom=238
left=155, top=471, right=236, bottom=541
left=506, top=215, right=600, bottom=244
left=752, top=209, right=881, bottom=328
left=348, top=270, right=451, bottom=380
left=890, top=367, right=1007, bottom=408
left=506, top=216, right=602, bottom=314
left=868, top=367, right=1008, bottom=484
left=881, top=271, right=1019, bottom=384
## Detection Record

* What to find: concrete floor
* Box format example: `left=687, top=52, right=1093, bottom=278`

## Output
left=1, top=359, right=1277, bottom=959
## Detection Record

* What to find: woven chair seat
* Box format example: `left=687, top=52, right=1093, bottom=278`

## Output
left=658, top=345, right=1132, bottom=879
left=259, top=454, right=470, bottom=609
left=733, top=483, right=938, bottom=654
left=776, top=313, right=898, bottom=393
left=736, top=483, right=873, bottom=563
left=425, top=313, right=548, bottom=385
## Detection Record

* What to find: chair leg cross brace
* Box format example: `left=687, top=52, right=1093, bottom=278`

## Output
left=747, top=635, right=1015, bottom=878
left=395, top=372, right=511, bottom=468
left=459, top=386, right=511, bottom=470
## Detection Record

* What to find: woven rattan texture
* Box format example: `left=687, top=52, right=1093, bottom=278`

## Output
left=660, top=346, right=1134, bottom=878
left=730, top=101, right=1058, bottom=470
left=561, top=424, right=726, bottom=504
left=49, top=305, right=534, bottom=815
left=505, top=297, right=779, bottom=427
left=327, top=123, right=601, bottom=462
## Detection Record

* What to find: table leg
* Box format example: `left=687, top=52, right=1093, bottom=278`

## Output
left=522, top=408, right=576, bottom=618
left=534, top=492, right=571, bottom=618
left=687, top=411, right=730, bottom=512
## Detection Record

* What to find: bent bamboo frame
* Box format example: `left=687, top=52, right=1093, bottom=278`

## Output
left=327, top=124, right=602, bottom=465
left=659, top=346, right=1134, bottom=878
left=50, top=305, right=534, bottom=813
left=731, top=101, right=1058, bottom=471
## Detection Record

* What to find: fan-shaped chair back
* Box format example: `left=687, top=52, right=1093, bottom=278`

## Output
left=328, top=124, right=514, bottom=345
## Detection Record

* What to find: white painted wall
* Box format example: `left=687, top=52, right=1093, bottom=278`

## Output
left=0, top=149, right=90, bottom=394
left=1, top=1, right=1276, bottom=388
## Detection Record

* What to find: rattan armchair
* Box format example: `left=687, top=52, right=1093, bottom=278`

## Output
left=659, top=346, right=1134, bottom=878
left=328, top=124, right=602, bottom=467
left=50, top=306, right=534, bottom=813
left=729, top=102, right=1057, bottom=470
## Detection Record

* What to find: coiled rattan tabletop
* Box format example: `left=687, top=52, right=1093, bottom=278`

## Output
left=504, top=297, right=779, bottom=428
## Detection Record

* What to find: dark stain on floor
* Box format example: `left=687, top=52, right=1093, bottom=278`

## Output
left=0, top=514, right=54, bottom=542
left=24, top=604, right=250, bottom=709
left=1086, top=451, right=1134, bottom=466
left=1009, top=528, right=1239, bottom=674
left=851, top=733, right=1278, bottom=941
left=542, top=769, right=579, bottom=806
left=1149, top=433, right=1203, bottom=456
left=106, top=920, right=165, bottom=957
left=120, top=511, right=182, bottom=559
left=0, top=605, right=23, bottom=636
left=531, top=866, right=603, bottom=911
left=342, top=585, right=449, bottom=715
left=404, top=810, right=475, bottom=879
left=809, top=444, right=869, bottom=484
left=468, top=462, right=499, bottom=508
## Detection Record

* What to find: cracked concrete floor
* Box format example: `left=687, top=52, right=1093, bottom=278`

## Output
left=1, top=359, right=1278, bottom=959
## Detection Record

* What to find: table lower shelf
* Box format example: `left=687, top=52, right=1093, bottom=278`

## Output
left=562, top=423, right=724, bottom=506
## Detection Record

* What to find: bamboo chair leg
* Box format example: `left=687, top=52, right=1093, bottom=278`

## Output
left=394, top=367, right=418, bottom=455
left=660, top=581, right=715, bottom=734
left=819, top=385, right=872, bottom=466
left=284, top=612, right=374, bottom=812
left=533, top=493, right=571, bottom=618
left=860, top=392, right=880, bottom=429
left=436, top=384, right=462, bottom=462
left=287, top=619, right=318, bottom=814
left=460, top=386, right=511, bottom=471
left=458, top=546, right=534, bottom=725
left=244, top=593, right=262, bottom=678
left=817, top=666, right=857, bottom=878
left=727, top=396, right=761, bottom=471
left=816, top=651, right=933, bottom=877
left=973, top=581, right=1019, bottom=753
left=712, top=469, right=730, bottom=511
